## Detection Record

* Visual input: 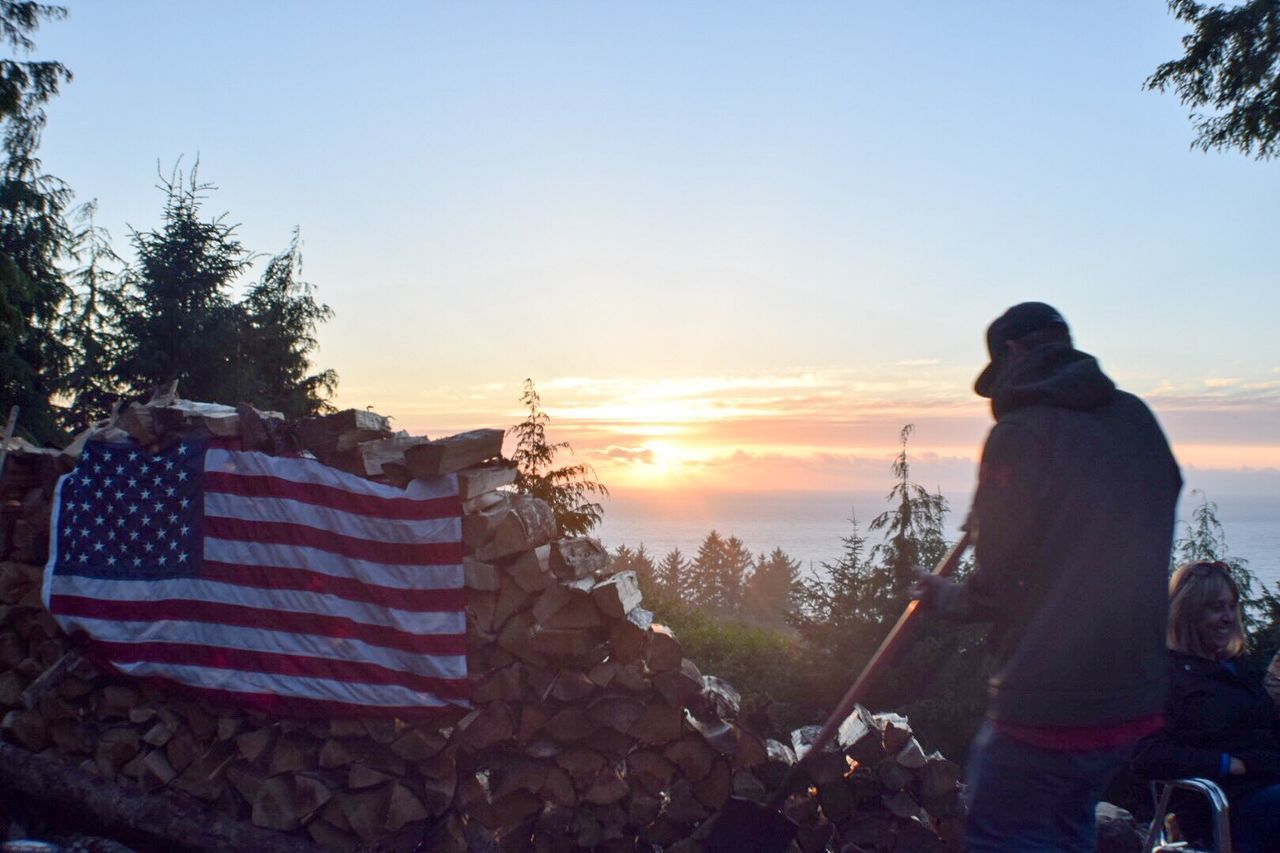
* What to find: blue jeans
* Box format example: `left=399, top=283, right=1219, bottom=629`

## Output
left=965, top=721, right=1131, bottom=852
left=1231, top=782, right=1280, bottom=853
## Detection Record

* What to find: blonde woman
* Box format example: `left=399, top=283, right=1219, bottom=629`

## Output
left=1132, top=561, right=1280, bottom=852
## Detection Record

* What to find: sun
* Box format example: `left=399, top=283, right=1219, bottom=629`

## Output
left=603, top=439, right=695, bottom=489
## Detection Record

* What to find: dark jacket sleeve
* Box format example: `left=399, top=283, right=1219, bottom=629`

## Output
left=1132, top=660, right=1280, bottom=785
left=932, top=421, right=1045, bottom=623
left=1131, top=729, right=1228, bottom=782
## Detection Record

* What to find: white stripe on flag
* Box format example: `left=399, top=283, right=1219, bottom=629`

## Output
left=203, top=538, right=464, bottom=589
left=203, top=491, right=460, bottom=545
left=107, top=660, right=458, bottom=708
left=205, top=448, right=460, bottom=501
left=47, top=575, right=465, bottom=635
left=62, top=615, right=466, bottom=680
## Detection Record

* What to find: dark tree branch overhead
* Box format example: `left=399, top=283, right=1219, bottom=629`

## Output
left=1148, top=0, right=1280, bottom=159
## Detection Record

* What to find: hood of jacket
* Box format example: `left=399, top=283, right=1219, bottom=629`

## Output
left=990, top=343, right=1116, bottom=419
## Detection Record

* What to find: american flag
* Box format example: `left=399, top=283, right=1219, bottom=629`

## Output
left=42, top=437, right=469, bottom=717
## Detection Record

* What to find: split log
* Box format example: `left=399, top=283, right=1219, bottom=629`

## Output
left=457, top=463, right=518, bottom=499
left=652, top=658, right=703, bottom=707
left=549, top=538, right=609, bottom=580
left=609, top=607, right=653, bottom=664
left=529, top=626, right=600, bottom=661
left=296, top=409, right=392, bottom=459
left=645, top=624, right=683, bottom=672
left=590, top=571, right=641, bottom=619
left=465, top=496, right=556, bottom=561
left=531, top=583, right=601, bottom=630
left=505, top=545, right=553, bottom=593
left=631, top=703, right=683, bottom=745
left=404, top=429, right=504, bottom=478
left=464, top=558, right=501, bottom=592
left=332, top=434, right=427, bottom=479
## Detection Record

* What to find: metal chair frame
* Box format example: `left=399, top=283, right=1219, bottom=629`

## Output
left=1141, top=777, right=1231, bottom=853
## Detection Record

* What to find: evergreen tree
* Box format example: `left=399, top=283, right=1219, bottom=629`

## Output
left=744, top=546, right=800, bottom=628
left=689, top=530, right=749, bottom=615
left=1149, top=0, right=1280, bottom=159
left=0, top=1, right=72, bottom=442
left=688, top=530, right=728, bottom=610
left=508, top=378, right=608, bottom=536
left=239, top=229, right=336, bottom=418
left=867, top=424, right=949, bottom=621
left=722, top=535, right=752, bottom=615
left=610, top=544, right=635, bottom=575
left=654, top=547, right=688, bottom=598
left=630, top=543, right=656, bottom=590
left=792, top=513, right=884, bottom=707
left=112, top=162, right=250, bottom=403
left=58, top=199, right=121, bottom=430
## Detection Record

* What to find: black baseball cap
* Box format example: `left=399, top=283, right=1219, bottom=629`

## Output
left=974, top=302, right=1069, bottom=397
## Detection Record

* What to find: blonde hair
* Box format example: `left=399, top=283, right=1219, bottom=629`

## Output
left=1167, top=561, right=1246, bottom=659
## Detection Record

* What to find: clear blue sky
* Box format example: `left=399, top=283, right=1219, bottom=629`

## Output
left=32, top=1, right=1280, bottom=492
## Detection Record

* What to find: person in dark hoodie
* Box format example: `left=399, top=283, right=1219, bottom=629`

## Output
left=911, top=302, right=1182, bottom=851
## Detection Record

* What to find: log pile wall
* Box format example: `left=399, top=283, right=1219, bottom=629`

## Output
left=0, top=397, right=964, bottom=852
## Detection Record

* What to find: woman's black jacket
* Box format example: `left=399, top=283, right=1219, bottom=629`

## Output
left=1131, top=649, right=1280, bottom=801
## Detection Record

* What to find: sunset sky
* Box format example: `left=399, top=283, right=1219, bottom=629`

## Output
left=36, top=2, right=1280, bottom=499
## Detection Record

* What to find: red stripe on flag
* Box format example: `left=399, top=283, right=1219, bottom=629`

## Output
left=49, top=595, right=467, bottom=656
left=203, top=515, right=464, bottom=565
left=83, top=639, right=469, bottom=699
left=205, top=471, right=461, bottom=521
left=109, top=674, right=470, bottom=719
left=201, top=560, right=466, bottom=612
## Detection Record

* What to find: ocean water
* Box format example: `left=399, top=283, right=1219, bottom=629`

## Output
left=595, top=490, right=1280, bottom=589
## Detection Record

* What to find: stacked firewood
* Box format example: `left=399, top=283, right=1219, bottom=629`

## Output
left=0, top=397, right=965, bottom=852
left=0, top=436, right=61, bottom=565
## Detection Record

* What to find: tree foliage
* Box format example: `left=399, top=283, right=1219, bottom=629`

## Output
left=112, top=162, right=251, bottom=403
left=239, top=230, right=337, bottom=418
left=0, top=0, right=71, bottom=442
left=109, top=162, right=337, bottom=417
left=508, top=378, right=608, bottom=536
left=58, top=200, right=121, bottom=430
left=1149, top=0, right=1280, bottom=159
left=744, top=547, right=800, bottom=629
left=867, top=424, right=950, bottom=621
left=653, top=547, right=688, bottom=598
left=686, top=530, right=752, bottom=616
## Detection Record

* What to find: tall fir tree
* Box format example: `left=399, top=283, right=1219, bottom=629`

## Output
left=688, top=530, right=728, bottom=610
left=0, top=1, right=72, bottom=442
left=58, top=199, right=121, bottom=430
left=629, top=543, right=656, bottom=590
left=867, top=424, right=949, bottom=621
left=654, top=547, right=688, bottom=598
left=239, top=229, right=336, bottom=418
left=112, top=162, right=251, bottom=403
left=722, top=535, right=753, bottom=615
left=689, top=530, right=750, bottom=616
left=744, top=546, right=800, bottom=629
left=508, top=378, right=608, bottom=536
